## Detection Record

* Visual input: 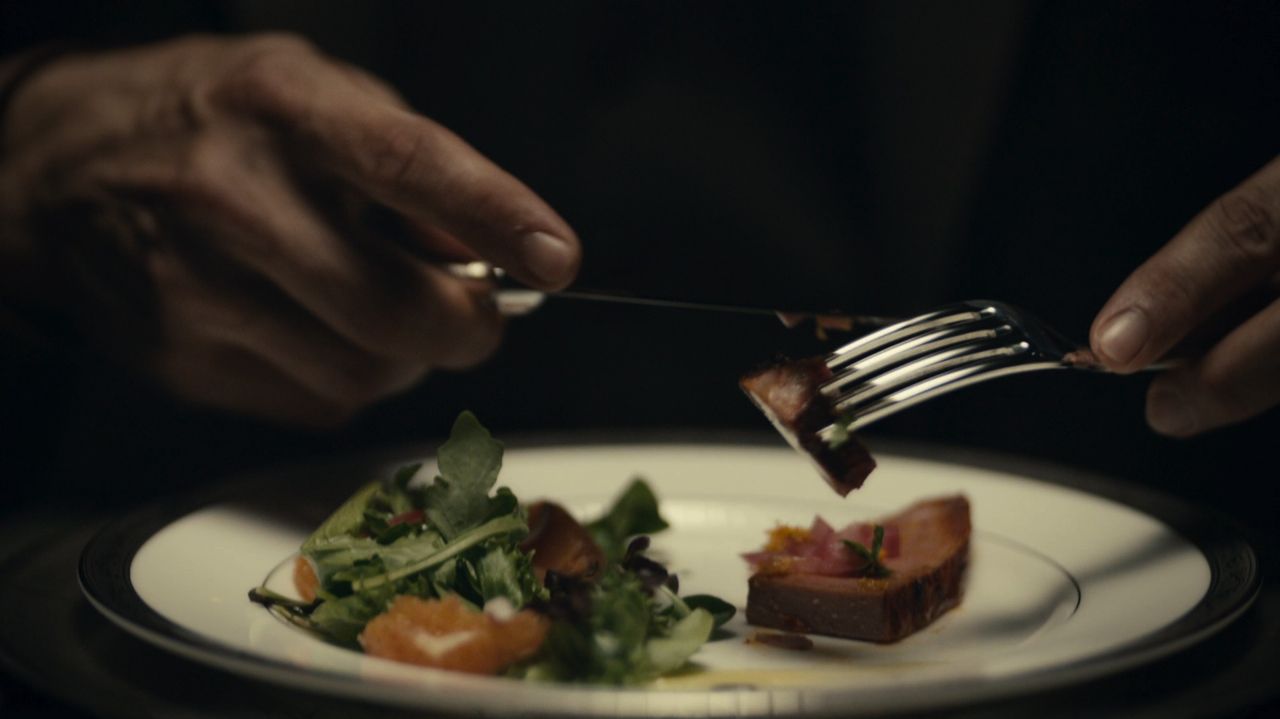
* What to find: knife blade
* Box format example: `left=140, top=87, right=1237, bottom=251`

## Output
left=445, top=262, right=900, bottom=330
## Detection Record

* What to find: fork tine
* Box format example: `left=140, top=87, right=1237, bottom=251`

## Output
left=831, top=338, right=1030, bottom=414
left=821, top=354, right=1067, bottom=439
left=826, top=303, right=995, bottom=370
left=808, top=299, right=1122, bottom=439
left=820, top=323, right=1014, bottom=397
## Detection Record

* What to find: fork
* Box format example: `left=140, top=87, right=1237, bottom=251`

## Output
left=817, top=300, right=1174, bottom=441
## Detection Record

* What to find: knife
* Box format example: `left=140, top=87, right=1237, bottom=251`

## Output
left=446, top=261, right=900, bottom=330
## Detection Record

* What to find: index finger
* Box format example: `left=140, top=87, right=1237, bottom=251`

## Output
left=226, top=44, right=581, bottom=291
left=1089, top=155, right=1280, bottom=372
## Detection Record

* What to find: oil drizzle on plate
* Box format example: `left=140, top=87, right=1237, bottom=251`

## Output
left=654, top=660, right=942, bottom=690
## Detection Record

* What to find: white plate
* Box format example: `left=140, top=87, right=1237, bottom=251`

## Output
left=80, top=441, right=1258, bottom=716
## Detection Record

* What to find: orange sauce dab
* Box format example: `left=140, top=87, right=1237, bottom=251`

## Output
left=764, top=524, right=811, bottom=552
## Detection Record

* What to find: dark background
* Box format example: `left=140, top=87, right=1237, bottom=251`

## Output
left=2, top=1, right=1278, bottom=716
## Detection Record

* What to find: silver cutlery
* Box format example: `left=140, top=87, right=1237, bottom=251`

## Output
left=818, top=300, right=1177, bottom=439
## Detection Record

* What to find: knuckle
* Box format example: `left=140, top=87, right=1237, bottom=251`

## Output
left=365, top=122, right=427, bottom=189
left=342, top=64, right=406, bottom=106
left=172, top=137, right=233, bottom=200
left=243, top=32, right=318, bottom=57
left=1209, top=190, right=1279, bottom=263
left=218, top=35, right=318, bottom=116
left=167, top=142, right=268, bottom=247
left=228, top=59, right=296, bottom=114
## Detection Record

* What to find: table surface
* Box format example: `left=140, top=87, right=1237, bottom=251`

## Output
left=2, top=492, right=1278, bottom=719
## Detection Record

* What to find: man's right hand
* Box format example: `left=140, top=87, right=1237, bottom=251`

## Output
left=0, top=34, right=580, bottom=425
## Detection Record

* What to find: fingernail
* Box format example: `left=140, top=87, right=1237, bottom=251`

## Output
left=1147, top=385, right=1197, bottom=436
left=522, top=231, right=575, bottom=285
left=1097, top=309, right=1149, bottom=366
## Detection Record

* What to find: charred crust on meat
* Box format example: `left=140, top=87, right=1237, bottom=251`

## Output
left=740, top=356, right=876, bottom=495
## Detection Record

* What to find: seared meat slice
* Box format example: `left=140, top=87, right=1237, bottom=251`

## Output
left=520, top=501, right=605, bottom=581
left=740, top=356, right=876, bottom=495
left=746, top=495, right=970, bottom=643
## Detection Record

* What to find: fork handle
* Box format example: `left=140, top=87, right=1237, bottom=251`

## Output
left=1067, top=348, right=1185, bottom=372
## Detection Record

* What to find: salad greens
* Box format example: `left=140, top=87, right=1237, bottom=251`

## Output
left=521, top=569, right=715, bottom=684
left=586, top=477, right=668, bottom=562
left=425, top=411, right=508, bottom=539
left=250, top=411, right=733, bottom=684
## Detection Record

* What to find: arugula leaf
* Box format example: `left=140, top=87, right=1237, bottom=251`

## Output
left=588, top=478, right=669, bottom=561
left=303, top=536, right=387, bottom=588
left=485, top=486, right=519, bottom=521
left=301, top=481, right=380, bottom=554
left=247, top=587, right=327, bottom=637
left=424, top=411, right=505, bottom=539
left=825, top=421, right=851, bottom=449
left=247, top=587, right=319, bottom=614
left=304, top=529, right=446, bottom=590
left=579, top=570, right=653, bottom=684
left=350, top=514, right=527, bottom=592
left=520, top=567, right=713, bottom=685
left=309, top=584, right=396, bottom=645
left=517, top=569, right=647, bottom=684
left=681, top=594, right=736, bottom=628
left=825, top=409, right=864, bottom=449
left=468, top=542, right=545, bottom=607
left=272, top=573, right=446, bottom=646
left=374, top=531, right=450, bottom=571
left=391, top=462, right=422, bottom=492
left=373, top=522, right=415, bottom=545
left=425, top=558, right=458, bottom=598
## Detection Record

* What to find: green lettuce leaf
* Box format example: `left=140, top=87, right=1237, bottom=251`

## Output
left=587, top=478, right=669, bottom=561
left=304, top=529, right=446, bottom=589
left=519, top=568, right=708, bottom=685
left=349, top=514, right=527, bottom=592
left=467, top=542, right=545, bottom=607
left=301, top=481, right=380, bottom=554
left=424, top=411, right=505, bottom=539
left=308, top=584, right=396, bottom=646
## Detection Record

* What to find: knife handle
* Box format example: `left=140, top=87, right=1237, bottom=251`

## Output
left=442, top=261, right=545, bottom=315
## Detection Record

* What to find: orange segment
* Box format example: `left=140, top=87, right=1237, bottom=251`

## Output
left=359, top=594, right=549, bottom=675
left=293, top=555, right=319, bottom=602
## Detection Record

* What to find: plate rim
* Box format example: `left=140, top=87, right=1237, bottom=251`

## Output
left=78, top=434, right=1261, bottom=716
